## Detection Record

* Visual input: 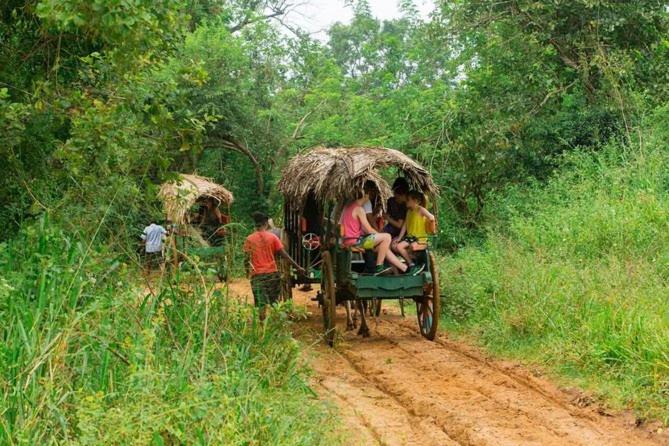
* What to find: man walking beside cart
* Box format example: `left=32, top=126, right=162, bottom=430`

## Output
left=141, top=220, right=168, bottom=274
left=244, top=211, right=305, bottom=319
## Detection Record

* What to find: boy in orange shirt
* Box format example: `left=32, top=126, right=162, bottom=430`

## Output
left=243, top=212, right=305, bottom=319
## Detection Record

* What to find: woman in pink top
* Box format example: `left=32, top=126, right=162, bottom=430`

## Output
left=341, top=187, right=409, bottom=275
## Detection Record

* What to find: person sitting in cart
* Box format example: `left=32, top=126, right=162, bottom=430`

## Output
left=394, top=190, right=436, bottom=273
left=362, top=180, right=383, bottom=231
left=384, top=177, right=409, bottom=239
left=341, top=183, right=421, bottom=276
left=244, top=211, right=305, bottom=319
left=195, top=197, right=229, bottom=246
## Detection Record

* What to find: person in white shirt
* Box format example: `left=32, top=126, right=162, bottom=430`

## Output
left=362, top=180, right=382, bottom=231
left=141, top=222, right=167, bottom=272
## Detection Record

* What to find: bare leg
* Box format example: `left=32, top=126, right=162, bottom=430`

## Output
left=383, top=249, right=408, bottom=272
left=372, top=233, right=408, bottom=272
left=345, top=300, right=356, bottom=330
left=395, top=241, right=413, bottom=264
left=372, top=233, right=391, bottom=265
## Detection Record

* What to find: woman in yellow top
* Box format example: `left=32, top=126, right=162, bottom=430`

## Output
left=393, top=190, right=435, bottom=274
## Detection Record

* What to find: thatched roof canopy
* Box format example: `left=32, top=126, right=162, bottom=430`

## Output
left=278, top=147, right=438, bottom=211
left=159, top=174, right=233, bottom=224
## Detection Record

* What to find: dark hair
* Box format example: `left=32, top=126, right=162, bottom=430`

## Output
left=392, top=177, right=409, bottom=195
left=363, top=180, right=377, bottom=193
left=407, top=190, right=425, bottom=205
left=252, top=211, right=269, bottom=228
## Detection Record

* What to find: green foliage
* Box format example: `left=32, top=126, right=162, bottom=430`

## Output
left=429, top=0, right=669, bottom=226
left=4, top=0, right=669, bottom=433
left=0, top=0, right=295, bottom=237
left=4, top=0, right=669, bottom=240
left=441, top=122, right=669, bottom=421
left=0, top=217, right=339, bottom=444
left=36, top=0, right=186, bottom=56
left=276, top=0, right=669, bottom=242
left=0, top=89, right=33, bottom=228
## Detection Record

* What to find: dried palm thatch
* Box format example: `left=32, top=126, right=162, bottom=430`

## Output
left=278, top=147, right=438, bottom=211
left=159, top=174, right=234, bottom=225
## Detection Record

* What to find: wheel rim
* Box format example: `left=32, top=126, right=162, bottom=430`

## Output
left=417, top=298, right=434, bottom=334
left=417, top=252, right=439, bottom=340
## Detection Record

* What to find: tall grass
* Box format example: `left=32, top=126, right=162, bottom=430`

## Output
left=0, top=217, right=339, bottom=444
left=441, top=132, right=669, bottom=422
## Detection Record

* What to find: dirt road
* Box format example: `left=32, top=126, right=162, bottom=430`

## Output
left=227, top=280, right=667, bottom=446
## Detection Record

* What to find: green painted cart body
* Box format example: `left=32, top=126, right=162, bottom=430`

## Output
left=278, top=147, right=441, bottom=346
left=334, top=249, right=429, bottom=299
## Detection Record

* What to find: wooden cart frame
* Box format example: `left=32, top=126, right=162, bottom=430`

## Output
left=278, top=147, right=440, bottom=345
left=158, top=174, right=233, bottom=279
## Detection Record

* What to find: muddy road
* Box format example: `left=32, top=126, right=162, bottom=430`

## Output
left=227, top=280, right=667, bottom=446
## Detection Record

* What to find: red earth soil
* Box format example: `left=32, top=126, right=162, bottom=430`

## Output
left=226, top=279, right=668, bottom=446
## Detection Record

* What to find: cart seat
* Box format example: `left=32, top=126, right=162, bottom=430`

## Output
left=349, top=246, right=366, bottom=265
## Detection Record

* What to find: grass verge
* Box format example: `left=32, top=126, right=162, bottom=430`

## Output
left=440, top=139, right=669, bottom=423
left=0, top=217, right=340, bottom=444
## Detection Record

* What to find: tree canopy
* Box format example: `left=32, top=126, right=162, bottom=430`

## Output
left=3, top=0, right=669, bottom=246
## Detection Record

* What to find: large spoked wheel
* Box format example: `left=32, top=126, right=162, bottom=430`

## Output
left=321, top=251, right=337, bottom=346
left=417, top=252, right=440, bottom=340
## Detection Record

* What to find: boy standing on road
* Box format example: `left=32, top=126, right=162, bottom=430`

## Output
left=244, top=212, right=305, bottom=319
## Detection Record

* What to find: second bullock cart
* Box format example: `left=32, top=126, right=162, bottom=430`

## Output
left=159, top=174, right=233, bottom=279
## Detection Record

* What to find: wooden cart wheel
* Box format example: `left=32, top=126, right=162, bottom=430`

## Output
left=321, top=251, right=337, bottom=346
left=417, top=252, right=440, bottom=340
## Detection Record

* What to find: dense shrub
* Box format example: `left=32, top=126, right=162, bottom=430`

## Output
left=441, top=127, right=669, bottom=422
left=0, top=218, right=338, bottom=444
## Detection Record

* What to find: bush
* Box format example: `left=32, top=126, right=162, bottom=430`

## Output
left=0, top=217, right=339, bottom=444
left=441, top=131, right=669, bottom=422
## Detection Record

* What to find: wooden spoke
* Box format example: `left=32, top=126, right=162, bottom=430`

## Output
left=417, top=252, right=440, bottom=340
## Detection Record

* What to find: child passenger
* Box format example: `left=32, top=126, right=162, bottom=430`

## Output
left=384, top=177, right=408, bottom=239
left=394, top=190, right=436, bottom=274
left=362, top=180, right=382, bottom=231
left=341, top=185, right=421, bottom=276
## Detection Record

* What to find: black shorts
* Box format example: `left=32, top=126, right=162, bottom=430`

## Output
left=144, top=251, right=162, bottom=267
left=250, top=272, right=281, bottom=307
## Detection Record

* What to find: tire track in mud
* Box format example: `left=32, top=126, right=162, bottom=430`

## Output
left=340, top=324, right=595, bottom=445
left=296, top=300, right=667, bottom=445
left=311, top=380, right=382, bottom=445
left=311, top=348, right=459, bottom=446
left=226, top=280, right=667, bottom=446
